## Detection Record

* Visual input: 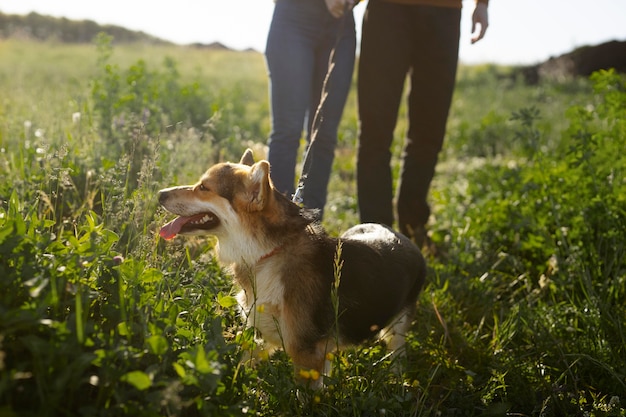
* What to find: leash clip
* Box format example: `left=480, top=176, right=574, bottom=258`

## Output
left=292, top=175, right=307, bottom=206
left=292, top=185, right=304, bottom=206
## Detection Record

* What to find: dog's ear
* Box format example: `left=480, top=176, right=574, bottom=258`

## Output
left=246, top=160, right=271, bottom=211
left=240, top=148, right=255, bottom=166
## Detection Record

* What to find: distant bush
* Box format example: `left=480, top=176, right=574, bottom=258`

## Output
left=90, top=33, right=262, bottom=186
left=91, top=33, right=214, bottom=138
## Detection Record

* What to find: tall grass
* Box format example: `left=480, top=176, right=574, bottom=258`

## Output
left=0, top=37, right=625, bottom=416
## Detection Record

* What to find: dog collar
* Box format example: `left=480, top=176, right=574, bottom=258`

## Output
left=257, top=246, right=281, bottom=264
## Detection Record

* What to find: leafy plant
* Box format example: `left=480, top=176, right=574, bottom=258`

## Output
left=432, top=69, right=626, bottom=416
left=1, top=37, right=625, bottom=416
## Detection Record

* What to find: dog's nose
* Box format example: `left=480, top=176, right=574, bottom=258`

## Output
left=158, top=190, right=169, bottom=205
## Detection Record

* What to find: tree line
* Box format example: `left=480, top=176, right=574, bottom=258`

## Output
left=0, top=11, right=170, bottom=44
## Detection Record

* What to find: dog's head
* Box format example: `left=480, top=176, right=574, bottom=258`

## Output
left=158, top=149, right=272, bottom=240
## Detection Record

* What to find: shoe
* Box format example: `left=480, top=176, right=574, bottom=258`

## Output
left=407, top=224, right=438, bottom=258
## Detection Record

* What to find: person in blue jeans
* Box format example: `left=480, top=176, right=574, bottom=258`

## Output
left=265, top=0, right=356, bottom=219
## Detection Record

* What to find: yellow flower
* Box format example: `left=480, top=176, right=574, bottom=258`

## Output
left=258, top=349, right=270, bottom=361
left=299, top=368, right=320, bottom=381
left=325, top=352, right=335, bottom=361
left=256, top=304, right=265, bottom=313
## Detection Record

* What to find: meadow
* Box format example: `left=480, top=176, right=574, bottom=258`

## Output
left=1, top=36, right=625, bottom=416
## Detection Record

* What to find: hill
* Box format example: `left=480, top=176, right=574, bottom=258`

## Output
left=0, top=11, right=171, bottom=44
left=518, top=39, right=626, bottom=83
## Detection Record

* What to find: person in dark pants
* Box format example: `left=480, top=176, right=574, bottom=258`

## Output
left=356, top=0, right=489, bottom=248
left=265, top=0, right=356, bottom=219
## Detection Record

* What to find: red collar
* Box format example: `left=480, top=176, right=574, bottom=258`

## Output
left=257, top=246, right=281, bottom=263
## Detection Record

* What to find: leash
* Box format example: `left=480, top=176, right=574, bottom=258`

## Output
left=292, top=2, right=353, bottom=206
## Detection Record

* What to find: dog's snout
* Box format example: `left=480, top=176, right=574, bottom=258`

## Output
left=158, top=190, right=170, bottom=205
left=159, top=186, right=194, bottom=206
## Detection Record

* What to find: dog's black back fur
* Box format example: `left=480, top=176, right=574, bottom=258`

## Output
left=305, top=224, right=426, bottom=345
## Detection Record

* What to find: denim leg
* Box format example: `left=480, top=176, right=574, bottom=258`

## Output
left=266, top=0, right=355, bottom=215
left=357, top=1, right=412, bottom=227
left=302, top=15, right=356, bottom=213
left=265, top=1, right=316, bottom=198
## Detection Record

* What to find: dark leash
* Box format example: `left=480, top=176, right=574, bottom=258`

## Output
left=292, top=2, right=353, bottom=206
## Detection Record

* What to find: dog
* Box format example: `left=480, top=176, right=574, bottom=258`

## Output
left=158, top=149, right=426, bottom=387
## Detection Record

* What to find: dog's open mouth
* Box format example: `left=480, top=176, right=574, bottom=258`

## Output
left=159, top=212, right=219, bottom=240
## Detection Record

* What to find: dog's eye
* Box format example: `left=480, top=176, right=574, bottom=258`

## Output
left=198, top=184, right=210, bottom=192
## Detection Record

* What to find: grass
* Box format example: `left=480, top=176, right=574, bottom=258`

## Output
left=1, top=37, right=625, bottom=416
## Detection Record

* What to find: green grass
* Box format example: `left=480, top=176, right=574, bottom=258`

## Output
left=1, top=37, right=625, bottom=416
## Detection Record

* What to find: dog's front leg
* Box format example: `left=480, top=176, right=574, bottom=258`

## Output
left=287, top=342, right=328, bottom=390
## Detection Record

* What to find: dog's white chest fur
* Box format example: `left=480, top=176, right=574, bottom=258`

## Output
left=236, top=265, right=286, bottom=347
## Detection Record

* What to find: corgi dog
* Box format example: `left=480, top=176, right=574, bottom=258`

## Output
left=158, top=149, right=426, bottom=387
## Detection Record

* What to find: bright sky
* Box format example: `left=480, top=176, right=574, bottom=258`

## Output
left=1, top=0, right=625, bottom=65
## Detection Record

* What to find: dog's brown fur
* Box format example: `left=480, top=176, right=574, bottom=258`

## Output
left=158, top=149, right=426, bottom=387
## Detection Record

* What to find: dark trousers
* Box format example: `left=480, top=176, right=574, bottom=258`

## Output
left=357, top=1, right=460, bottom=236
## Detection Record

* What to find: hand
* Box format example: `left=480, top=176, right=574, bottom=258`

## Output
left=471, top=2, right=489, bottom=44
left=325, top=0, right=354, bottom=18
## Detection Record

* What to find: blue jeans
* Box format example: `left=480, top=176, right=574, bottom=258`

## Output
left=265, top=0, right=356, bottom=217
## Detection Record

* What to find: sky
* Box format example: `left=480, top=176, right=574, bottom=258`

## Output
left=1, top=0, right=625, bottom=65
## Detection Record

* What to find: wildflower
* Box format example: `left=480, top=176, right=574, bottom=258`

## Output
left=313, top=395, right=321, bottom=404
left=538, top=274, right=551, bottom=289
left=258, top=349, right=269, bottom=361
left=325, top=352, right=335, bottom=361
left=298, top=368, right=320, bottom=381
left=142, top=108, right=151, bottom=123
left=72, top=112, right=81, bottom=124
left=256, top=304, right=265, bottom=313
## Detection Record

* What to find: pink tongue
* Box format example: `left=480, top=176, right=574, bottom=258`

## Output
left=160, top=214, right=204, bottom=240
